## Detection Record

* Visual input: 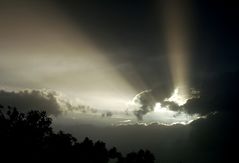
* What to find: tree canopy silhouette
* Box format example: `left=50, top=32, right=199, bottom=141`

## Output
left=0, top=105, right=155, bottom=163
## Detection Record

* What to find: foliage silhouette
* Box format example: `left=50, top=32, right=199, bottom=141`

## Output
left=0, top=105, right=155, bottom=163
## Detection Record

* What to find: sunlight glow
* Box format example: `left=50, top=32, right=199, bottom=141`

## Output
left=154, top=103, right=171, bottom=113
left=150, top=101, right=200, bottom=125
left=0, top=2, right=138, bottom=112
left=164, top=87, right=188, bottom=106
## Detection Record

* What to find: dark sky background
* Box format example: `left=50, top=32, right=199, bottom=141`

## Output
left=0, top=0, right=238, bottom=162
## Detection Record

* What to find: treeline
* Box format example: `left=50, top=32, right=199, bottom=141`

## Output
left=0, top=105, right=155, bottom=163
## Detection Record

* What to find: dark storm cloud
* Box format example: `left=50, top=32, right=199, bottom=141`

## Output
left=65, top=102, right=97, bottom=114
left=0, top=89, right=61, bottom=116
left=101, top=111, right=113, bottom=118
left=161, top=101, right=181, bottom=112
left=149, top=71, right=239, bottom=117
left=132, top=70, right=239, bottom=119
left=133, top=90, right=156, bottom=121
left=132, top=82, right=175, bottom=121
left=133, top=70, right=239, bottom=117
left=0, top=89, right=98, bottom=116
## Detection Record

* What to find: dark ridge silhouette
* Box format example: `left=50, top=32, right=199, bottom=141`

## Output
left=0, top=105, right=155, bottom=163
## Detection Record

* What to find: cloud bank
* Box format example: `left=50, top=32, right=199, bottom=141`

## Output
left=0, top=89, right=97, bottom=116
left=0, top=89, right=61, bottom=116
left=131, top=71, right=239, bottom=122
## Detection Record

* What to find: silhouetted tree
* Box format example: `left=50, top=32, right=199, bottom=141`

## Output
left=120, top=149, right=155, bottom=163
left=0, top=105, right=155, bottom=163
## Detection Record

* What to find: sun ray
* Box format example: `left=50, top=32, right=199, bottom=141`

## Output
left=160, top=0, right=192, bottom=96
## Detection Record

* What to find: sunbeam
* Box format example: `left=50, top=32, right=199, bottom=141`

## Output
left=0, top=1, right=137, bottom=112
left=161, top=0, right=192, bottom=96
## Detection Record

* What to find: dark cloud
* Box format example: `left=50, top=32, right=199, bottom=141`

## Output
left=131, top=71, right=239, bottom=123
left=161, top=101, right=181, bottom=112
left=0, top=89, right=99, bottom=116
left=65, top=102, right=97, bottom=114
left=132, top=87, right=189, bottom=120
left=133, top=90, right=156, bottom=121
left=0, top=89, right=61, bottom=116
left=133, top=71, right=239, bottom=117
left=102, top=111, right=113, bottom=118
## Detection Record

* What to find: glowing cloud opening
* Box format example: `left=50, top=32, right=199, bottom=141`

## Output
left=151, top=101, right=200, bottom=125
left=128, top=88, right=199, bottom=125
left=164, top=87, right=189, bottom=106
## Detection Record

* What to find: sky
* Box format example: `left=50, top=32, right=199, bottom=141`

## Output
left=0, top=0, right=238, bottom=162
